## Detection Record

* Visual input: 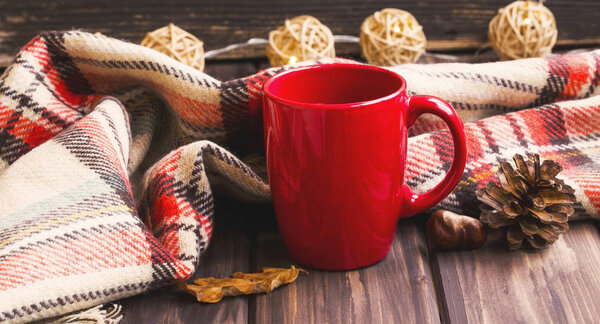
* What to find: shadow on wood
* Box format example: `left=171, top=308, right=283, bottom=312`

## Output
left=251, top=216, right=440, bottom=324
left=430, top=222, right=600, bottom=323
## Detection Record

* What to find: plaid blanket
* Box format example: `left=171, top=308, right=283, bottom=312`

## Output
left=0, top=31, right=599, bottom=322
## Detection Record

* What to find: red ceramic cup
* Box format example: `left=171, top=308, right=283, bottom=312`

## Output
left=262, top=63, right=467, bottom=270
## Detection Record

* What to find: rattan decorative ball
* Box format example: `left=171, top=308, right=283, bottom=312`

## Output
left=266, top=15, right=335, bottom=67
left=141, top=23, right=205, bottom=71
left=360, top=8, right=427, bottom=66
left=488, top=1, right=558, bottom=60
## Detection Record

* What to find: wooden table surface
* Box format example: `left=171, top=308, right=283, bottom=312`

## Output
left=112, top=61, right=600, bottom=324
left=119, top=197, right=600, bottom=324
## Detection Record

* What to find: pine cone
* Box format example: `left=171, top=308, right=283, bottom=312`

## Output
left=476, top=154, right=576, bottom=250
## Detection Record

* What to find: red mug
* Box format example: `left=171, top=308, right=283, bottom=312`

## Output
left=262, top=63, right=467, bottom=270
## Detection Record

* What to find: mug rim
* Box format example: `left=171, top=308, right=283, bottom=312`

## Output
left=262, top=63, right=407, bottom=110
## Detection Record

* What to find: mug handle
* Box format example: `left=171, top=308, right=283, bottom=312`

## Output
left=401, top=95, right=467, bottom=218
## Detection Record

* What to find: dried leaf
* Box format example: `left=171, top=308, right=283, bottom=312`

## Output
left=179, top=266, right=307, bottom=303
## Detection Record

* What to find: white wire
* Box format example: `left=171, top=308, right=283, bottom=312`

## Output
left=204, top=35, right=360, bottom=58
left=204, top=38, right=269, bottom=58
left=203, top=35, right=457, bottom=61
left=333, top=35, right=360, bottom=42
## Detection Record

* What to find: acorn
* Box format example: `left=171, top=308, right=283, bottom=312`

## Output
left=426, top=210, right=487, bottom=250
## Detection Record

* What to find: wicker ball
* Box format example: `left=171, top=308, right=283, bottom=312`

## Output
left=266, top=15, right=335, bottom=67
left=360, top=8, right=427, bottom=66
left=488, top=1, right=558, bottom=60
left=141, top=23, right=205, bottom=71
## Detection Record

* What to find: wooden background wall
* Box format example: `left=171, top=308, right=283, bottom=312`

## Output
left=0, top=0, right=599, bottom=65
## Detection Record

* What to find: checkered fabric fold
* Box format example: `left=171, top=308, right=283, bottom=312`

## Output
left=0, top=31, right=599, bottom=322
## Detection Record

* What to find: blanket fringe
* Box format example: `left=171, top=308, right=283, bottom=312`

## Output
left=48, top=304, right=122, bottom=324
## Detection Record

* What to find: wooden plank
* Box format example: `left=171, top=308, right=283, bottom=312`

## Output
left=118, top=198, right=253, bottom=324
left=204, top=60, right=262, bottom=81
left=431, top=221, right=600, bottom=323
left=251, top=216, right=440, bottom=324
left=1, top=0, right=600, bottom=65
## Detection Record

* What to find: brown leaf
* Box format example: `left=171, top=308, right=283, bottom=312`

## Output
left=179, top=266, right=307, bottom=303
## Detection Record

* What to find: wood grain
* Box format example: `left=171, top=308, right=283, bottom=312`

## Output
left=118, top=199, right=254, bottom=324
left=251, top=216, right=440, bottom=324
left=431, top=222, right=600, bottom=323
left=1, top=0, right=600, bottom=65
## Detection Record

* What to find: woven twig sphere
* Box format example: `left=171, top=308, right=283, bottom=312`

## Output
left=489, top=1, right=557, bottom=60
left=266, top=15, right=335, bottom=67
left=360, top=8, right=427, bottom=66
left=141, top=23, right=205, bottom=71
